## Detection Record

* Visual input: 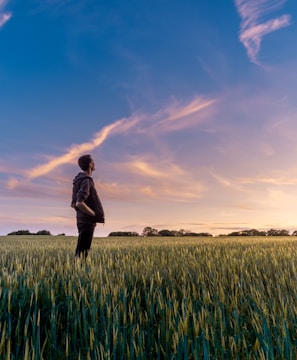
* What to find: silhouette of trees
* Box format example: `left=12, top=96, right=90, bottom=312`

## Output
left=35, top=230, right=52, bottom=235
left=7, top=230, right=32, bottom=236
left=186, top=232, right=213, bottom=237
left=7, top=227, right=297, bottom=238
left=158, top=230, right=176, bottom=236
left=228, top=229, right=267, bottom=236
left=7, top=230, right=52, bottom=236
left=108, top=231, right=139, bottom=237
left=266, top=229, right=289, bottom=236
left=142, top=227, right=159, bottom=236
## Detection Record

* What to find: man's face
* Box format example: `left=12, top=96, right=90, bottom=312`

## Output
left=89, top=159, right=95, bottom=171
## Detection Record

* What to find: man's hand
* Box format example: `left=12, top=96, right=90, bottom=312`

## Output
left=76, top=201, right=96, bottom=217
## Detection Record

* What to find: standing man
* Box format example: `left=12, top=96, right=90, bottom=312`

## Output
left=71, top=154, right=105, bottom=259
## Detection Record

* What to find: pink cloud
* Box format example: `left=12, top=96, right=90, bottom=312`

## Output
left=0, top=0, right=9, bottom=8
left=0, top=12, right=11, bottom=27
left=133, top=96, right=216, bottom=134
left=26, top=117, right=139, bottom=180
left=7, top=96, right=214, bottom=185
left=102, top=156, right=206, bottom=202
left=156, top=97, right=216, bottom=131
left=0, top=0, right=11, bottom=28
left=234, top=0, right=292, bottom=64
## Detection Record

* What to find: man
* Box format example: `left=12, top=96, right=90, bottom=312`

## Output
left=71, top=154, right=105, bottom=258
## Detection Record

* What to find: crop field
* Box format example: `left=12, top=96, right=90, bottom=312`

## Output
left=0, top=235, right=297, bottom=359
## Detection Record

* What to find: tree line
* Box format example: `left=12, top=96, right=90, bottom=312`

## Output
left=7, top=230, right=65, bottom=236
left=108, top=227, right=213, bottom=237
left=108, top=227, right=297, bottom=237
left=6, top=227, right=297, bottom=237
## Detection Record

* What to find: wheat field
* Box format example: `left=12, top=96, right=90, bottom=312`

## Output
left=0, top=235, right=296, bottom=359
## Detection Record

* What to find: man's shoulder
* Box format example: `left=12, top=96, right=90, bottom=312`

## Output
left=73, top=172, right=90, bottom=182
left=80, top=176, right=95, bottom=191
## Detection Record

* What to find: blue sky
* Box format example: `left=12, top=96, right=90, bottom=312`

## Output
left=1, top=0, right=297, bottom=236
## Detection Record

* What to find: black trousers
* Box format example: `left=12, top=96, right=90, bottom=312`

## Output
left=75, top=222, right=96, bottom=258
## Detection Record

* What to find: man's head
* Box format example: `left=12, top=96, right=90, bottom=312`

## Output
left=78, top=154, right=95, bottom=172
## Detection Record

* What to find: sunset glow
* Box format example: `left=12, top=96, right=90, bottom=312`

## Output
left=1, top=0, right=297, bottom=236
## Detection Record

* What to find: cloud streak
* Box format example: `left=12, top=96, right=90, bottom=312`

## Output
left=139, top=96, right=216, bottom=134
left=26, top=117, right=139, bottom=180
left=0, top=0, right=11, bottom=28
left=6, top=96, right=215, bottom=187
left=98, top=147, right=208, bottom=203
left=156, top=97, right=216, bottom=131
left=234, top=0, right=292, bottom=64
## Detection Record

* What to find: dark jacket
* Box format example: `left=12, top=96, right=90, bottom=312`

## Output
left=71, top=172, right=105, bottom=224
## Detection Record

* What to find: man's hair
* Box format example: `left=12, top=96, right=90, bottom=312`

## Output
left=78, top=154, right=92, bottom=171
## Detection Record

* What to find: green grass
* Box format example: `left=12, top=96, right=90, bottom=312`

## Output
left=0, top=235, right=297, bottom=359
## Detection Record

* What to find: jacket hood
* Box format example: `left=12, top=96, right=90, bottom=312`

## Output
left=73, top=172, right=91, bottom=185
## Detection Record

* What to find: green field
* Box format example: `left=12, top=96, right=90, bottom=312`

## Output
left=0, top=235, right=297, bottom=359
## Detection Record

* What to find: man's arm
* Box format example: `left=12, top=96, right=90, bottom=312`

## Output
left=76, top=201, right=96, bottom=217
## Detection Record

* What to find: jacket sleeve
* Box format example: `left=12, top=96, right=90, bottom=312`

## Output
left=71, top=181, right=81, bottom=209
left=71, top=186, right=77, bottom=209
left=76, top=179, right=91, bottom=203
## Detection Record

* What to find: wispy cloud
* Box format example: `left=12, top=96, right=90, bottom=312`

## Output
left=117, top=96, right=215, bottom=137
left=211, top=165, right=297, bottom=188
left=158, top=97, right=216, bottom=130
left=3, top=177, right=70, bottom=200
left=104, top=154, right=207, bottom=202
left=0, top=0, right=12, bottom=28
left=234, top=0, right=292, bottom=64
left=210, top=171, right=244, bottom=192
left=6, top=95, right=215, bottom=189
left=5, top=117, right=136, bottom=189
left=126, top=158, right=185, bottom=179
left=238, top=176, right=297, bottom=186
left=101, top=178, right=206, bottom=203
left=26, top=116, right=139, bottom=181
left=129, top=160, right=168, bottom=178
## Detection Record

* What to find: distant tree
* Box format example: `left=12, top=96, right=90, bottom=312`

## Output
left=142, top=227, right=158, bottom=236
left=131, top=232, right=139, bottom=237
left=57, top=233, right=65, bottom=236
left=158, top=229, right=176, bottom=236
left=228, top=229, right=267, bottom=236
left=248, top=229, right=267, bottom=236
left=197, top=232, right=213, bottom=237
left=228, top=231, right=244, bottom=236
left=7, top=230, right=32, bottom=235
left=157, top=229, right=213, bottom=237
left=7, top=229, right=53, bottom=236
left=108, top=231, right=139, bottom=237
left=292, top=231, right=297, bottom=236
left=267, top=229, right=289, bottom=236
left=184, top=232, right=199, bottom=236
left=183, top=232, right=213, bottom=237
left=35, top=230, right=52, bottom=235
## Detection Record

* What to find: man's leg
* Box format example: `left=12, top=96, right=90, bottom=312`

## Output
left=75, top=223, right=96, bottom=258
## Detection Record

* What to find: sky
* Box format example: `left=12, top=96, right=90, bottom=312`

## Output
left=1, top=0, right=297, bottom=237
